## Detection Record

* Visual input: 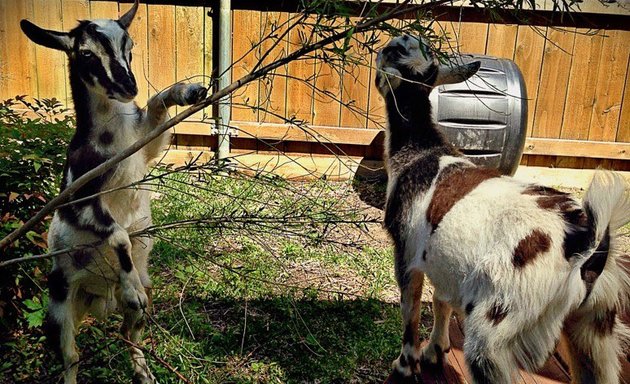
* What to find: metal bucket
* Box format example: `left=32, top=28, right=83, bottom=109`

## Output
left=429, top=55, right=528, bottom=175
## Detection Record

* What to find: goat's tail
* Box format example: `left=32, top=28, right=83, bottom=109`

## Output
left=580, top=170, right=630, bottom=310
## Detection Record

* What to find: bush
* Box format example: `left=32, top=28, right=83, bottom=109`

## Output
left=0, top=97, right=73, bottom=336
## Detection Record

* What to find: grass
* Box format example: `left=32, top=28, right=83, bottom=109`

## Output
left=1, top=169, right=427, bottom=383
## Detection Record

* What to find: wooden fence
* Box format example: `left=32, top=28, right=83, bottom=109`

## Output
left=0, top=0, right=628, bottom=173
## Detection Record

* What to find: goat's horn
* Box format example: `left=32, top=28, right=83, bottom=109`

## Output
left=119, top=0, right=140, bottom=29
left=434, top=61, right=481, bottom=86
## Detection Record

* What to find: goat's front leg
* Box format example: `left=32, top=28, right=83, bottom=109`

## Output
left=420, top=296, right=452, bottom=367
left=387, top=257, right=425, bottom=383
left=142, top=82, right=208, bottom=159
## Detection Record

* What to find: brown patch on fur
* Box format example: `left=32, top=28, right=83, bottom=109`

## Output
left=487, top=303, right=508, bottom=325
left=593, top=309, right=617, bottom=336
left=427, top=167, right=500, bottom=232
left=513, top=229, right=551, bottom=268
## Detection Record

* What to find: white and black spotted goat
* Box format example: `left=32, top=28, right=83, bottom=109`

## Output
left=376, top=35, right=630, bottom=384
left=20, top=1, right=207, bottom=382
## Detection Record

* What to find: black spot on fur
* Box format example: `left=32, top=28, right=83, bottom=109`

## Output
left=48, top=269, right=68, bottom=302
left=486, top=303, right=508, bottom=325
left=402, top=323, right=415, bottom=346
left=399, top=353, right=409, bottom=367
left=43, top=316, right=62, bottom=358
left=581, top=226, right=610, bottom=298
left=422, top=250, right=427, bottom=261
left=116, top=245, right=133, bottom=273
left=99, top=130, right=113, bottom=146
left=469, top=356, right=498, bottom=384
left=593, top=308, right=616, bottom=336
left=465, top=302, right=475, bottom=316
left=72, top=248, right=93, bottom=269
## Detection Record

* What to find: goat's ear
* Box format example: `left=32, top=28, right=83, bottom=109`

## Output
left=434, top=61, right=481, bottom=86
left=20, top=20, right=74, bottom=52
left=118, top=0, right=139, bottom=29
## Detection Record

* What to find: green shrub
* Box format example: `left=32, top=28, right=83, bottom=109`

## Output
left=0, top=96, right=74, bottom=336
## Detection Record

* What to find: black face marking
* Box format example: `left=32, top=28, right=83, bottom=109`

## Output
left=99, top=130, right=114, bottom=146
left=422, top=250, right=427, bottom=261
left=465, top=302, right=475, bottom=315
left=48, top=269, right=69, bottom=302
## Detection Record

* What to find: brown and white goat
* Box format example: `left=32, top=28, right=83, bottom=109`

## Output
left=376, top=35, right=630, bottom=384
left=20, top=1, right=207, bottom=383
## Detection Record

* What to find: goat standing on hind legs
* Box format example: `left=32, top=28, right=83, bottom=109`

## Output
left=20, top=1, right=207, bottom=382
left=376, top=35, right=630, bottom=384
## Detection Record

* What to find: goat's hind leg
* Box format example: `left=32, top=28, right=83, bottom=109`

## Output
left=463, top=309, right=515, bottom=384
left=420, top=296, right=452, bottom=367
left=563, top=306, right=625, bottom=384
left=388, top=267, right=425, bottom=382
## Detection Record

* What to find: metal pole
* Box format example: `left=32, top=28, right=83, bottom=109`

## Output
left=217, top=0, right=232, bottom=159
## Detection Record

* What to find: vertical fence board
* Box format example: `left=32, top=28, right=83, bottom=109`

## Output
left=32, top=0, right=67, bottom=103
left=0, top=0, right=10, bottom=99
left=312, top=17, right=342, bottom=127
left=588, top=29, right=630, bottom=142
left=561, top=29, right=604, bottom=141
left=1, top=0, right=37, bottom=101
left=147, top=4, right=175, bottom=101
left=513, top=26, right=546, bottom=140
left=258, top=12, right=289, bottom=124
left=618, top=64, right=630, bottom=143
left=286, top=14, right=315, bottom=123
left=456, top=22, right=488, bottom=54
left=367, top=30, right=386, bottom=129
left=231, top=10, right=261, bottom=122
left=285, top=13, right=315, bottom=153
left=532, top=27, right=575, bottom=139
left=89, top=0, right=117, bottom=19
left=340, top=20, right=371, bottom=129
left=124, top=1, right=149, bottom=107
left=485, top=24, right=518, bottom=59
left=175, top=5, right=204, bottom=120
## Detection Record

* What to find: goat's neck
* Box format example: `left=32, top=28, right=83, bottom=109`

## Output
left=384, top=84, right=453, bottom=163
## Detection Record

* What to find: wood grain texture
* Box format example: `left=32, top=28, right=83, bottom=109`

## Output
left=513, top=26, right=547, bottom=138
left=532, top=27, right=576, bottom=139
left=231, top=10, right=261, bottom=122
left=588, top=29, right=630, bottom=142
left=175, top=5, right=204, bottom=120
left=456, top=22, right=488, bottom=55
left=485, top=23, right=518, bottom=59
left=258, top=11, right=289, bottom=124
left=340, top=17, right=371, bottom=129
left=147, top=4, right=175, bottom=101
left=32, top=0, right=66, bottom=102
left=618, top=63, right=630, bottom=143
left=286, top=13, right=315, bottom=124
left=89, top=0, right=117, bottom=19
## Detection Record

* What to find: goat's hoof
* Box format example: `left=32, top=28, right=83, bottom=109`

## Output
left=420, top=343, right=449, bottom=369
left=384, top=369, right=420, bottom=384
left=182, top=83, right=208, bottom=105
